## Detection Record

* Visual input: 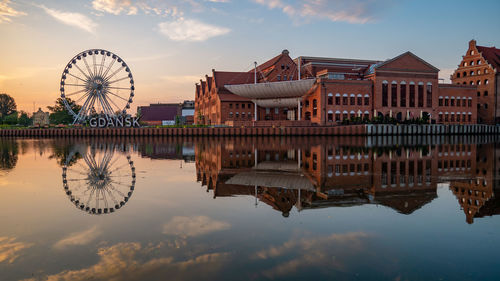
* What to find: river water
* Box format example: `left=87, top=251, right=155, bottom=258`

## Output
left=0, top=136, right=499, bottom=281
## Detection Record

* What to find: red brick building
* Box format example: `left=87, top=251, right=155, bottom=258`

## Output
left=196, top=49, right=477, bottom=126
left=451, top=40, right=500, bottom=124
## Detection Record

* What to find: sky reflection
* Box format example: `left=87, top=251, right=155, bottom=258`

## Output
left=0, top=136, right=499, bottom=280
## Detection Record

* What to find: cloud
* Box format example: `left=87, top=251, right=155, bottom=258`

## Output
left=254, top=0, right=392, bottom=24
left=22, top=242, right=230, bottom=281
left=0, top=237, right=33, bottom=264
left=40, top=5, right=97, bottom=33
left=0, top=0, right=26, bottom=23
left=53, top=226, right=101, bottom=250
left=439, top=68, right=455, bottom=83
left=253, top=232, right=371, bottom=279
left=163, top=216, right=230, bottom=237
left=92, top=0, right=138, bottom=15
left=158, top=18, right=230, bottom=42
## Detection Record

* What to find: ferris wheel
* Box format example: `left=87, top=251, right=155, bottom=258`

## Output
left=60, top=49, right=134, bottom=124
left=62, top=146, right=136, bottom=215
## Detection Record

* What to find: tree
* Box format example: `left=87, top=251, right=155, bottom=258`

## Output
left=2, top=112, right=18, bottom=125
left=47, top=98, right=81, bottom=125
left=18, top=111, right=31, bottom=126
left=0, top=93, right=16, bottom=118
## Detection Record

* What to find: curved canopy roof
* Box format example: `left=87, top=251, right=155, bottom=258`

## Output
left=224, top=79, right=315, bottom=99
left=254, top=98, right=300, bottom=108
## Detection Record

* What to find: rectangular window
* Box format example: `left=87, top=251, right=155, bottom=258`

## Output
left=382, top=84, right=388, bottom=107
left=468, top=99, right=471, bottom=107
left=391, top=83, right=397, bottom=107
left=235, top=104, right=239, bottom=109
left=409, top=84, right=415, bottom=107
left=242, top=103, right=245, bottom=109
left=426, top=84, right=432, bottom=107
left=400, top=84, right=406, bottom=107
left=229, top=103, right=233, bottom=109
left=275, top=108, right=279, bottom=114
left=418, top=84, right=424, bottom=107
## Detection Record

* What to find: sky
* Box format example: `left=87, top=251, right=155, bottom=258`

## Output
left=0, top=0, right=499, bottom=114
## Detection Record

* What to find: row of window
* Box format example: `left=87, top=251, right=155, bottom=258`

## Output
left=381, top=160, right=432, bottom=186
left=327, top=111, right=370, bottom=122
left=463, top=59, right=482, bottom=67
left=457, top=70, right=489, bottom=78
left=382, top=81, right=432, bottom=108
left=229, top=103, right=252, bottom=109
left=228, top=112, right=252, bottom=119
left=477, top=91, right=488, bottom=97
left=438, top=159, right=472, bottom=170
left=438, top=96, right=472, bottom=107
left=457, top=79, right=489, bottom=85
left=438, top=112, right=473, bottom=122
left=326, top=94, right=370, bottom=106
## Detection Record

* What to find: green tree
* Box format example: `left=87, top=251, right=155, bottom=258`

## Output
left=0, top=93, right=16, bottom=118
left=47, top=98, right=81, bottom=125
left=18, top=111, right=31, bottom=126
left=3, top=112, right=18, bottom=125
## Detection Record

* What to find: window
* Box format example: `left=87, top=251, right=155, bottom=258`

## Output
left=242, top=103, right=245, bottom=109
left=464, top=62, right=468, bottom=66
left=457, top=73, right=461, bottom=78
left=445, top=98, right=449, bottom=106
left=284, top=75, right=287, bottom=80
left=463, top=114, right=466, bottom=122
left=328, top=94, right=333, bottom=105
left=266, top=107, right=270, bottom=114
left=364, top=112, right=369, bottom=119
left=456, top=98, right=461, bottom=107
left=229, top=112, right=233, bottom=118
left=451, top=98, right=455, bottom=107
left=478, top=70, right=481, bottom=75
left=463, top=99, right=467, bottom=107
left=463, top=71, right=467, bottom=77
left=313, top=99, right=317, bottom=117
left=350, top=95, right=355, bottom=105
left=439, top=113, right=443, bottom=122
left=382, top=82, right=388, bottom=107
left=445, top=113, right=449, bottom=122
left=470, top=61, right=474, bottom=66
left=229, top=103, right=233, bottom=109
left=418, top=84, right=424, bottom=107
left=277, top=75, right=281, bottom=81
left=477, top=60, right=481, bottom=65
left=335, top=113, right=340, bottom=121
left=477, top=80, right=481, bottom=85
left=468, top=99, right=472, bottom=107
left=439, top=97, right=443, bottom=106
left=470, top=81, right=474, bottom=85
left=400, top=84, right=406, bottom=107
left=451, top=114, right=455, bottom=122
left=343, top=95, right=348, bottom=105
left=235, top=112, right=239, bottom=118
left=484, top=91, right=488, bottom=96
left=409, top=84, right=415, bottom=107
left=485, top=79, right=489, bottom=85
left=328, top=112, right=333, bottom=122
left=235, top=104, right=239, bottom=109
left=335, top=96, right=340, bottom=105
left=357, top=95, right=362, bottom=105
left=275, top=108, right=279, bottom=114
left=470, top=71, right=474, bottom=76
left=426, top=83, right=432, bottom=107
left=391, top=83, right=397, bottom=107
left=468, top=114, right=471, bottom=122
left=477, top=91, right=480, bottom=97
left=305, top=100, right=309, bottom=108
left=485, top=103, right=488, bottom=109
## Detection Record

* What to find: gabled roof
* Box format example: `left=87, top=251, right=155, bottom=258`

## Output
left=477, top=45, right=500, bottom=71
left=213, top=71, right=255, bottom=87
left=369, top=51, right=439, bottom=74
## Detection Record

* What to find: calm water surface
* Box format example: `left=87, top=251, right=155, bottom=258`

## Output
left=0, top=136, right=499, bottom=281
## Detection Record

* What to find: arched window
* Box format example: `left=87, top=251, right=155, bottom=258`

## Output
left=335, top=111, right=341, bottom=121
left=484, top=91, right=488, bottom=97
left=382, top=81, right=388, bottom=107
left=364, top=94, right=370, bottom=106
left=426, top=82, right=432, bottom=107
left=470, top=61, right=474, bottom=66
left=463, top=71, right=467, bottom=77
left=445, top=97, right=449, bottom=106
left=391, top=81, right=397, bottom=107
left=357, top=94, right=362, bottom=106
left=438, top=112, right=443, bottom=122
left=439, top=96, right=443, bottom=106
left=327, top=110, right=333, bottom=122
left=477, top=80, right=481, bottom=85
left=350, top=94, right=355, bottom=105
left=464, top=62, right=468, bottom=66
left=477, top=60, right=481, bottom=65
left=457, top=73, right=461, bottom=78
left=470, top=81, right=474, bottom=85
left=335, top=93, right=340, bottom=105
left=471, top=50, right=475, bottom=55
left=477, top=70, right=481, bottom=75
left=312, top=99, right=317, bottom=116
left=485, top=79, right=489, bottom=85
left=470, top=71, right=474, bottom=76
left=342, top=94, right=348, bottom=105
left=327, top=93, right=333, bottom=105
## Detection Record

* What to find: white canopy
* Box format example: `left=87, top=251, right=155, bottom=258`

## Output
left=254, top=97, right=301, bottom=108
left=224, top=79, right=316, bottom=99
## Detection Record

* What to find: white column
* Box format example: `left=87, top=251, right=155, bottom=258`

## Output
left=298, top=99, right=301, bottom=121
left=254, top=101, right=257, bottom=121
left=297, top=149, right=301, bottom=170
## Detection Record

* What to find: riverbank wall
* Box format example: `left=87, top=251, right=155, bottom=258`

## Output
left=0, top=124, right=498, bottom=137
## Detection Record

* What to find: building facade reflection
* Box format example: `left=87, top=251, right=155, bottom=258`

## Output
left=195, top=136, right=500, bottom=223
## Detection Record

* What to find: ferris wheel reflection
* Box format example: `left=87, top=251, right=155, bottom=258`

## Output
left=62, top=144, right=136, bottom=215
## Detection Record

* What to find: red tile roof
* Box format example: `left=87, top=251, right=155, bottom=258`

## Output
left=138, top=104, right=180, bottom=121
left=477, top=45, right=500, bottom=71
left=213, top=71, right=256, bottom=87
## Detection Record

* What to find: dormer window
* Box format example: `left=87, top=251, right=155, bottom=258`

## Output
left=477, top=60, right=481, bottom=65
left=281, top=64, right=285, bottom=69
left=470, top=61, right=474, bottom=66
left=471, top=50, right=475, bottom=55
left=470, top=71, right=474, bottom=76
left=464, top=62, right=468, bottom=67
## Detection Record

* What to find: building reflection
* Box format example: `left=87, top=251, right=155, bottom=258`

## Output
left=195, top=136, right=500, bottom=223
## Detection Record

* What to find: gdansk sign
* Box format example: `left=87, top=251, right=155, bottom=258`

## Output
left=89, top=115, right=141, bottom=128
